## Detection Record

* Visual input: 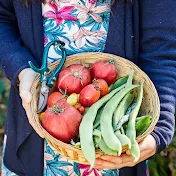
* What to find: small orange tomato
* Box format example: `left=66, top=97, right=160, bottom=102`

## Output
left=77, top=106, right=85, bottom=114
left=93, top=79, right=109, bottom=97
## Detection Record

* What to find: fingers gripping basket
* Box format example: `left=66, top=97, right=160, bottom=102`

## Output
left=29, top=52, right=160, bottom=164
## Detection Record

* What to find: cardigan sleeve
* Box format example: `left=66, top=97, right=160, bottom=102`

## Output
left=139, top=0, right=176, bottom=153
left=0, top=0, right=38, bottom=86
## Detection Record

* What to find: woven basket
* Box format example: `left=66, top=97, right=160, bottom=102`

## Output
left=29, top=52, right=160, bottom=164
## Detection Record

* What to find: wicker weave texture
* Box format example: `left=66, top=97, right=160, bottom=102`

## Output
left=29, top=52, right=160, bottom=164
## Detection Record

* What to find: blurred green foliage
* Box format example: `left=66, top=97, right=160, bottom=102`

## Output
left=149, top=154, right=170, bottom=176
left=0, top=70, right=175, bottom=175
left=149, top=129, right=176, bottom=176
left=0, top=71, right=10, bottom=128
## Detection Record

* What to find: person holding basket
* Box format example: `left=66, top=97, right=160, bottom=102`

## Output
left=0, top=0, right=175, bottom=176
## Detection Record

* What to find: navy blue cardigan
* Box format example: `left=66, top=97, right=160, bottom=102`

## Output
left=0, top=0, right=176, bottom=175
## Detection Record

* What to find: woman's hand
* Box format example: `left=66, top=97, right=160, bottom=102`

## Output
left=94, top=134, right=156, bottom=169
left=19, top=68, right=44, bottom=138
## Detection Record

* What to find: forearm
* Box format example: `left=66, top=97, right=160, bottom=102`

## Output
left=0, top=0, right=38, bottom=85
left=139, top=0, right=176, bottom=153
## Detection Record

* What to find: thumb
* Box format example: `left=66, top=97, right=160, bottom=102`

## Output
left=138, top=135, right=151, bottom=152
left=138, top=141, right=146, bottom=153
left=139, top=135, right=156, bottom=153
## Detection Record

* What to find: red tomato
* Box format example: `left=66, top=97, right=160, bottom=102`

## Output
left=90, top=60, right=118, bottom=85
left=79, top=84, right=100, bottom=107
left=93, top=79, right=109, bottom=97
left=42, top=101, right=82, bottom=143
left=47, top=92, right=66, bottom=107
left=77, top=106, right=85, bottom=114
left=57, top=64, right=91, bottom=94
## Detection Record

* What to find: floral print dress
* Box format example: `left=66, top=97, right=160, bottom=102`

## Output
left=44, top=0, right=119, bottom=174
left=1, top=0, right=120, bottom=175
left=42, top=1, right=120, bottom=175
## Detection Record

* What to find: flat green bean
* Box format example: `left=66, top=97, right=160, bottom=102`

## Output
left=111, top=75, right=128, bottom=91
left=93, top=105, right=105, bottom=129
left=94, top=136, right=117, bottom=156
left=122, top=115, right=150, bottom=131
left=136, top=115, right=152, bottom=137
left=79, top=84, right=125, bottom=169
left=126, top=80, right=144, bottom=162
left=115, top=130, right=131, bottom=149
left=113, top=91, right=134, bottom=129
left=136, top=115, right=152, bottom=122
left=100, top=84, right=139, bottom=155
left=125, top=70, right=134, bottom=88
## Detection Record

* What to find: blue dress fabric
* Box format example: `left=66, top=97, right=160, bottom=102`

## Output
left=0, top=0, right=176, bottom=176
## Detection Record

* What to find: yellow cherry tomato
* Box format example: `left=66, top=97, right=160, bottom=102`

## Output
left=39, top=112, right=45, bottom=122
left=67, top=93, right=79, bottom=106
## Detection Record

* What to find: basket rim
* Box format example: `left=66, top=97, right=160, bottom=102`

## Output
left=29, top=52, right=160, bottom=155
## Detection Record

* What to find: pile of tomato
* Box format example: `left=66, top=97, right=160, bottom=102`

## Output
left=40, top=59, right=118, bottom=143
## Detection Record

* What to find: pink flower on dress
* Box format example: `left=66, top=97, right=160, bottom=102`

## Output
left=1, top=169, right=6, bottom=176
left=78, top=164, right=100, bottom=176
left=88, top=0, right=98, bottom=4
left=43, top=1, right=78, bottom=24
left=73, top=27, right=105, bottom=49
left=75, top=1, right=109, bottom=22
left=146, top=167, right=150, bottom=176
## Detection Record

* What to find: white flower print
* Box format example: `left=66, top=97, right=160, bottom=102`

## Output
left=73, top=27, right=106, bottom=49
left=76, top=0, right=109, bottom=22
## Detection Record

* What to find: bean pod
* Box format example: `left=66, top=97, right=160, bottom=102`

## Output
left=136, top=115, right=152, bottom=137
left=115, top=130, right=131, bottom=149
left=126, top=80, right=145, bottom=162
left=113, top=91, right=134, bottom=129
left=111, top=75, right=129, bottom=91
left=94, top=136, right=117, bottom=156
left=79, top=84, right=125, bottom=169
left=93, top=105, right=105, bottom=129
left=100, top=84, right=139, bottom=155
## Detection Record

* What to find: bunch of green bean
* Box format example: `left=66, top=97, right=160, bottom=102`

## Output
left=79, top=71, right=152, bottom=168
